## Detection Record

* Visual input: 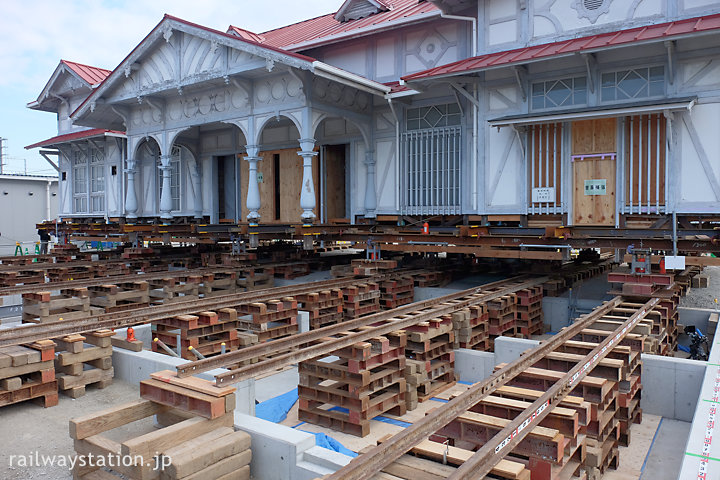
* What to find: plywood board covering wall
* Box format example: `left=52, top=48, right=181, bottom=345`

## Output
left=239, top=148, right=319, bottom=223
left=572, top=118, right=617, bottom=226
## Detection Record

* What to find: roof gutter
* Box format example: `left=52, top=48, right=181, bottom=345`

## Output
left=489, top=99, right=697, bottom=127
left=313, top=62, right=391, bottom=96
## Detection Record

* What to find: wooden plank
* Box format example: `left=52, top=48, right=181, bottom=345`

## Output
left=121, top=412, right=234, bottom=463
left=149, top=369, right=236, bottom=397
left=70, top=399, right=168, bottom=440
left=0, top=360, right=53, bottom=380
left=140, top=378, right=235, bottom=419
left=58, top=367, right=114, bottom=390
left=161, top=428, right=250, bottom=479
left=56, top=346, right=112, bottom=366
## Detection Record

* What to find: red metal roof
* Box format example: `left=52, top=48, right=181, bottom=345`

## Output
left=25, top=129, right=124, bottom=150
left=61, top=60, right=111, bottom=86
left=229, top=0, right=438, bottom=50
left=402, top=13, right=720, bottom=81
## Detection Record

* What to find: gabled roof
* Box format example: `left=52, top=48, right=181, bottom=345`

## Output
left=334, top=0, right=390, bottom=22
left=402, top=13, right=720, bottom=82
left=60, top=60, right=111, bottom=86
left=29, top=59, right=111, bottom=112
left=228, top=0, right=439, bottom=51
left=25, top=129, right=125, bottom=150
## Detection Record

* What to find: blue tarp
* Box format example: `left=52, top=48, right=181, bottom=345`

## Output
left=300, top=431, right=357, bottom=457
left=255, top=388, right=298, bottom=423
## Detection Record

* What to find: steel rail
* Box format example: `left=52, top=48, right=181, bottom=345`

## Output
left=0, top=271, right=420, bottom=347
left=450, top=296, right=660, bottom=480
left=326, top=295, right=627, bottom=480
left=178, top=277, right=545, bottom=383
left=177, top=275, right=528, bottom=377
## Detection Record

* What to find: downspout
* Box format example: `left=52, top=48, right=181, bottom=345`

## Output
left=45, top=180, right=51, bottom=220
left=387, top=99, right=400, bottom=211
left=439, top=11, right=478, bottom=210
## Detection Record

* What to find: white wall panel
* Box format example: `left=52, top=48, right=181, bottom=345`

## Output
left=375, top=139, right=396, bottom=210
left=485, top=126, right=523, bottom=209
left=677, top=103, right=720, bottom=208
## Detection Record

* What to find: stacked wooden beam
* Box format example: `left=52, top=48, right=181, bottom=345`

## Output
left=342, top=282, right=380, bottom=320
left=88, top=281, right=150, bottom=312
left=487, top=293, right=518, bottom=349
left=54, top=330, right=114, bottom=398
left=46, top=264, right=96, bottom=281
left=198, top=272, right=237, bottom=297
left=298, top=331, right=407, bottom=437
left=0, top=268, right=45, bottom=287
left=153, top=310, right=242, bottom=360
left=0, top=340, right=57, bottom=408
left=272, top=261, right=311, bottom=279
left=149, top=275, right=202, bottom=303
left=220, top=251, right=257, bottom=264
left=22, top=288, right=103, bottom=323
left=403, top=316, right=457, bottom=405
left=413, top=271, right=449, bottom=287
left=70, top=370, right=248, bottom=480
left=52, top=243, right=83, bottom=262
left=515, top=286, right=544, bottom=338
left=236, top=298, right=298, bottom=342
left=296, top=289, right=344, bottom=329
left=379, top=275, right=414, bottom=310
left=452, top=305, right=489, bottom=350
left=236, top=269, right=274, bottom=291
left=351, top=259, right=398, bottom=276
left=121, top=246, right=155, bottom=259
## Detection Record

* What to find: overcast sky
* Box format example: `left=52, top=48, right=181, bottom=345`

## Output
left=0, top=0, right=339, bottom=175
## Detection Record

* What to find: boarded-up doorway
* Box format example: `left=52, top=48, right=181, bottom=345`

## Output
left=239, top=148, right=319, bottom=223
left=321, top=144, right=347, bottom=223
left=572, top=118, right=617, bottom=226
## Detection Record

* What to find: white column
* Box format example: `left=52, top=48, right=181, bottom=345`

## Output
left=191, top=161, right=202, bottom=219
left=244, top=145, right=262, bottom=222
left=298, top=138, right=317, bottom=222
left=159, top=154, right=173, bottom=220
left=125, top=158, right=139, bottom=219
left=364, top=149, right=377, bottom=219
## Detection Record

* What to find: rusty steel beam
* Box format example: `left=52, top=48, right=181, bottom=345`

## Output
left=208, top=277, right=548, bottom=385
left=325, top=296, right=627, bottom=480
left=449, top=296, right=659, bottom=480
left=176, top=276, right=530, bottom=378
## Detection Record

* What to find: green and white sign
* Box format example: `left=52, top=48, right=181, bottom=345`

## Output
left=584, top=179, right=606, bottom=196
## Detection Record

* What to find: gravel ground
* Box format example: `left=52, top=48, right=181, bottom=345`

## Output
left=680, top=265, right=720, bottom=309
left=0, top=380, right=140, bottom=480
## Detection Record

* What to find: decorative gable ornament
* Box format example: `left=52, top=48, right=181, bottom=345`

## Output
left=334, top=0, right=390, bottom=22
left=571, top=0, right=612, bottom=24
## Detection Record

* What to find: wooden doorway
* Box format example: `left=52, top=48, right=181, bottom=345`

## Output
left=572, top=118, right=617, bottom=226
left=321, top=144, right=347, bottom=223
left=239, top=148, right=319, bottom=223
left=216, top=155, right=237, bottom=222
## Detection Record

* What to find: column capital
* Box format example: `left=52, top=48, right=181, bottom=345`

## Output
left=159, top=154, right=173, bottom=166
left=364, top=150, right=376, bottom=165
left=299, top=138, right=316, bottom=152
left=244, top=145, right=261, bottom=157
left=298, top=150, right=318, bottom=158
left=244, top=155, right=262, bottom=163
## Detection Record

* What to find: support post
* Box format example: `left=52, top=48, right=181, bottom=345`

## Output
left=244, top=145, right=262, bottom=222
left=159, top=154, right=173, bottom=220
left=125, top=158, right=139, bottom=219
left=364, top=150, right=377, bottom=219
left=298, top=138, right=317, bottom=222
left=190, top=161, right=203, bottom=219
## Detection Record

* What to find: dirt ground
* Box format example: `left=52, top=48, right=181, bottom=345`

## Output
left=0, top=379, right=139, bottom=480
left=680, top=265, right=720, bottom=309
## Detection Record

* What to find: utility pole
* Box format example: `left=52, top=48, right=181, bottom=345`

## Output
left=0, top=137, right=6, bottom=174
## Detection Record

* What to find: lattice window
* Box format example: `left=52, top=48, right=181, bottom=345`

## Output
left=72, top=151, right=88, bottom=213
left=531, top=77, right=587, bottom=111
left=601, top=67, right=664, bottom=102
left=527, top=123, right=565, bottom=214
left=406, top=103, right=461, bottom=131
left=401, top=103, right=462, bottom=215
left=90, top=148, right=105, bottom=213
left=623, top=114, right=667, bottom=214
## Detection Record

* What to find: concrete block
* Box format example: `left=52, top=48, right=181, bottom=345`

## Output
left=295, top=446, right=351, bottom=480
left=494, top=337, right=540, bottom=366
left=678, top=307, right=720, bottom=334
left=454, top=348, right=495, bottom=383
left=298, top=311, right=310, bottom=333
left=234, top=412, right=316, bottom=480
left=641, top=354, right=705, bottom=421
left=414, top=287, right=461, bottom=301
left=112, top=347, right=255, bottom=415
